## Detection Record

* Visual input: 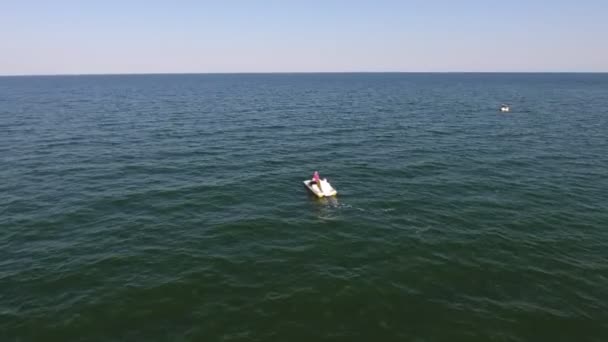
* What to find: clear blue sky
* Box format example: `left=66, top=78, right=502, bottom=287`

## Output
left=1, top=0, right=607, bottom=75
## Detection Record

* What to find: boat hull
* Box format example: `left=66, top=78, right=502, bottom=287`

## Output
left=303, top=179, right=337, bottom=198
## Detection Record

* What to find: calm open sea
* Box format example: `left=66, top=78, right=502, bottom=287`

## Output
left=1, top=73, right=607, bottom=341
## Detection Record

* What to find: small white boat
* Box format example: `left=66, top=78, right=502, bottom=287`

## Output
left=303, top=178, right=337, bottom=198
left=500, top=104, right=510, bottom=112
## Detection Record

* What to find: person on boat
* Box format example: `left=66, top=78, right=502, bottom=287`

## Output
left=312, top=171, right=324, bottom=192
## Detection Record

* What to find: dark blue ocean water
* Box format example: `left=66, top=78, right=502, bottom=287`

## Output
left=1, top=73, right=607, bottom=341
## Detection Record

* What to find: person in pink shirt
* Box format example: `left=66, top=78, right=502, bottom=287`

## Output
left=312, top=171, right=324, bottom=192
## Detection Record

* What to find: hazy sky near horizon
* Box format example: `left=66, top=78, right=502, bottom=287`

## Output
left=1, top=0, right=607, bottom=75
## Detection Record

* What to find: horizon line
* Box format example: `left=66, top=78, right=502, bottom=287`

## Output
left=1, top=71, right=607, bottom=77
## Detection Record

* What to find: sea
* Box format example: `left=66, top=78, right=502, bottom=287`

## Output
left=1, top=73, right=607, bottom=341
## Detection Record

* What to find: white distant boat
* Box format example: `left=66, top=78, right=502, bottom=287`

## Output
left=303, top=178, right=337, bottom=198
left=500, top=104, right=511, bottom=112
